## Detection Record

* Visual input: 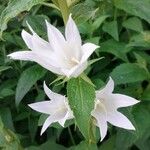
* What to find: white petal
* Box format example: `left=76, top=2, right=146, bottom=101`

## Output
left=111, top=94, right=139, bottom=108
left=107, top=111, right=135, bottom=130
left=58, top=111, right=69, bottom=127
left=61, top=61, right=88, bottom=78
left=43, top=82, right=65, bottom=103
left=65, top=14, right=81, bottom=46
left=8, top=51, right=35, bottom=61
left=70, top=62, right=88, bottom=77
left=91, top=100, right=108, bottom=141
left=41, top=112, right=66, bottom=135
left=45, top=20, right=66, bottom=57
left=81, top=43, right=99, bottom=63
left=8, top=51, right=63, bottom=75
left=22, top=28, right=52, bottom=54
left=96, top=77, right=114, bottom=97
left=28, top=101, right=52, bottom=114
left=21, top=30, right=33, bottom=49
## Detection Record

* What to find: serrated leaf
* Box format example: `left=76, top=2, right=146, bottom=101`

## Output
left=122, top=17, right=143, bottom=32
left=102, top=21, right=119, bottom=41
left=111, top=63, right=149, bottom=85
left=67, top=77, right=95, bottom=141
left=0, top=0, right=47, bottom=37
left=16, top=65, right=46, bottom=106
left=114, top=0, right=150, bottom=24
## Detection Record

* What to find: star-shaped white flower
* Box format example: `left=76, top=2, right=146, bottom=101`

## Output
left=29, top=82, right=74, bottom=135
left=8, top=15, right=99, bottom=78
left=91, top=77, right=139, bottom=141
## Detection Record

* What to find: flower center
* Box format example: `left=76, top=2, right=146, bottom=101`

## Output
left=95, top=99, right=107, bottom=113
left=71, top=57, right=80, bottom=65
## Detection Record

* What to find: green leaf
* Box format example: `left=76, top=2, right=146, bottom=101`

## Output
left=0, top=117, right=23, bottom=149
left=0, top=66, right=12, bottom=73
left=99, top=136, right=116, bottom=150
left=116, top=103, right=150, bottom=150
left=128, top=31, right=150, bottom=48
left=122, top=17, right=143, bottom=32
left=115, top=108, right=138, bottom=150
left=23, top=15, right=50, bottom=36
left=16, top=65, right=46, bottom=106
left=0, top=108, right=14, bottom=131
left=102, top=21, right=119, bottom=41
left=114, top=0, right=150, bottom=24
left=92, top=15, right=108, bottom=31
left=0, top=88, right=14, bottom=99
left=0, top=0, right=47, bottom=38
left=111, top=63, right=149, bottom=85
left=71, top=2, right=98, bottom=24
left=26, top=139, right=66, bottom=150
left=69, top=141, right=98, bottom=150
left=100, top=39, right=129, bottom=61
left=142, top=84, right=150, bottom=101
left=67, top=77, right=95, bottom=141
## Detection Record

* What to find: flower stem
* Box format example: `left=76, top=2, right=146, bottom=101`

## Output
left=57, top=0, right=70, bottom=25
left=68, top=126, right=76, bottom=145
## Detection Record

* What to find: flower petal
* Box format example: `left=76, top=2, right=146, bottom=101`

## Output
left=81, top=43, right=99, bottom=63
left=22, top=27, right=52, bottom=54
left=21, top=30, right=33, bottom=49
left=107, top=111, right=135, bottom=130
left=96, top=77, right=114, bottom=97
left=41, top=112, right=66, bottom=135
left=65, top=14, right=81, bottom=46
left=46, top=20, right=66, bottom=56
left=44, top=82, right=65, bottom=103
left=8, top=51, right=63, bottom=75
left=91, top=100, right=108, bottom=141
left=61, top=61, right=87, bottom=78
left=111, top=94, right=139, bottom=108
left=8, top=51, right=35, bottom=61
left=28, top=101, right=52, bottom=114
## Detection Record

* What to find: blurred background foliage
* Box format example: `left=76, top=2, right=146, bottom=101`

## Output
left=0, top=0, right=150, bottom=149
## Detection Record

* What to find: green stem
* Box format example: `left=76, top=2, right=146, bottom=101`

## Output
left=68, top=126, right=76, bottom=145
left=57, top=0, right=70, bottom=25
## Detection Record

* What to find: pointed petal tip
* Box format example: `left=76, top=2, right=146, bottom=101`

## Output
left=43, top=81, right=50, bottom=95
left=7, top=53, right=12, bottom=58
left=7, top=52, right=18, bottom=59
left=45, top=19, right=49, bottom=26
left=28, top=103, right=35, bottom=110
left=40, top=129, right=45, bottom=136
left=26, top=21, right=34, bottom=34
left=100, top=137, right=105, bottom=142
left=108, top=76, right=114, bottom=82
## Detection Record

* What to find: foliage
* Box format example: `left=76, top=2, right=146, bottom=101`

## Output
left=0, top=0, right=150, bottom=149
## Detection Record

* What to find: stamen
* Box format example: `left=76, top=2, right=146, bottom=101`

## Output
left=71, top=57, right=80, bottom=64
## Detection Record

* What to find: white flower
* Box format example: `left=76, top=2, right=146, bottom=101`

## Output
left=29, top=82, right=74, bottom=135
left=8, top=15, right=99, bottom=78
left=91, top=77, right=139, bottom=141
